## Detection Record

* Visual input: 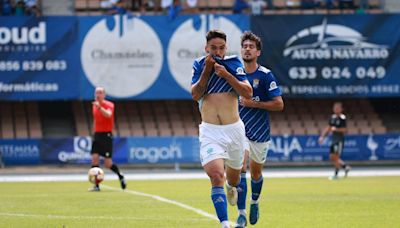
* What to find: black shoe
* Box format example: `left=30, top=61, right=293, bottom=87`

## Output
left=120, top=176, right=127, bottom=190
left=249, top=203, right=259, bottom=225
left=235, top=214, right=247, bottom=228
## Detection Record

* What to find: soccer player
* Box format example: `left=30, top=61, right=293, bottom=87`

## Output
left=318, top=102, right=351, bottom=180
left=89, top=87, right=126, bottom=191
left=236, top=31, right=284, bottom=227
left=191, top=29, right=253, bottom=228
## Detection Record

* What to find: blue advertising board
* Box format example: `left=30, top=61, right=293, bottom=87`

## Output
left=0, top=139, right=40, bottom=165
left=127, top=136, right=200, bottom=164
left=39, top=136, right=128, bottom=164
left=267, top=134, right=400, bottom=162
left=0, top=17, right=80, bottom=100
left=1, top=134, right=400, bottom=165
left=251, top=14, right=400, bottom=97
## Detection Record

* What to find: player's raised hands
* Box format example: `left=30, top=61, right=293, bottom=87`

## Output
left=204, top=54, right=216, bottom=70
left=92, top=101, right=100, bottom=109
left=214, top=63, right=228, bottom=78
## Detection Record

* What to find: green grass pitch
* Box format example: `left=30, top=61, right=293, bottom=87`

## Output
left=0, top=176, right=399, bottom=227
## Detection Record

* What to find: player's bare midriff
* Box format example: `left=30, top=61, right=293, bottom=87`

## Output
left=200, top=92, right=240, bottom=125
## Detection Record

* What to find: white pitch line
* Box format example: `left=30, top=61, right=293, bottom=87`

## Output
left=102, top=185, right=236, bottom=227
left=1, top=169, right=400, bottom=182
left=0, top=212, right=209, bottom=221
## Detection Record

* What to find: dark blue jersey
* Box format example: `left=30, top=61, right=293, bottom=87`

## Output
left=239, top=65, right=281, bottom=142
left=329, top=114, right=346, bottom=143
left=191, top=55, right=247, bottom=95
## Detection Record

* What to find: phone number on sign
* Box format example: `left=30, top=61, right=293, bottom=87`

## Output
left=289, top=66, right=386, bottom=80
left=0, top=60, right=67, bottom=71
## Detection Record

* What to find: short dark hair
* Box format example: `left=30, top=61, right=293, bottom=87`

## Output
left=241, top=31, right=262, bottom=50
left=206, top=30, right=227, bottom=42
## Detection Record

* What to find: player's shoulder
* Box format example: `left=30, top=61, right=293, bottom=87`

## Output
left=224, top=55, right=245, bottom=75
left=104, top=100, right=114, bottom=107
left=331, top=113, right=346, bottom=119
left=223, top=55, right=242, bottom=64
left=256, top=66, right=275, bottom=79
left=257, top=65, right=271, bottom=75
left=256, top=65, right=276, bottom=82
left=193, top=56, right=206, bottom=65
left=224, top=54, right=239, bottom=60
left=193, top=56, right=206, bottom=71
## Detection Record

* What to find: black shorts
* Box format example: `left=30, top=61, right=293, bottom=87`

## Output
left=91, top=132, right=113, bottom=158
left=330, top=141, right=344, bottom=155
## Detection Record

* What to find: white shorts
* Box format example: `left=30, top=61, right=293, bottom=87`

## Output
left=199, top=120, right=246, bottom=170
left=244, top=139, right=271, bottom=164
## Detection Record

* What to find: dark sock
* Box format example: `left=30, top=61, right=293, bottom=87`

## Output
left=251, top=176, right=263, bottom=201
left=110, top=164, right=123, bottom=179
left=237, top=172, right=247, bottom=210
left=335, top=168, right=339, bottom=176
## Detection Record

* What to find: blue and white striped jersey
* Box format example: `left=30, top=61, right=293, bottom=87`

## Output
left=191, top=55, right=247, bottom=95
left=239, top=65, right=281, bottom=142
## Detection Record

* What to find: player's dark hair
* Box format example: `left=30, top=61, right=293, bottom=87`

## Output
left=241, top=31, right=262, bottom=50
left=206, top=30, right=227, bottom=42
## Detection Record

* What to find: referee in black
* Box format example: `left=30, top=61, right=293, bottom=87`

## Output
left=318, top=102, right=351, bottom=180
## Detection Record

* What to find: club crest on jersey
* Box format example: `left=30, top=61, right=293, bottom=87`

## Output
left=236, top=67, right=245, bottom=75
left=253, top=79, right=260, bottom=88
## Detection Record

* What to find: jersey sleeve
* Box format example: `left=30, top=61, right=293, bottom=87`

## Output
left=226, top=56, right=247, bottom=81
left=264, top=72, right=282, bottom=99
left=105, top=101, right=114, bottom=114
left=340, top=116, right=347, bottom=128
left=191, top=60, right=202, bottom=85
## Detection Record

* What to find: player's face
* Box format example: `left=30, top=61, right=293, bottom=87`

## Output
left=241, top=39, right=260, bottom=63
left=333, top=103, right=343, bottom=114
left=95, top=88, right=105, bottom=101
left=205, top=38, right=226, bottom=59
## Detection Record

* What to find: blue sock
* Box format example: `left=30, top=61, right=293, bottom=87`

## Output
left=211, top=186, right=228, bottom=222
left=251, top=176, right=264, bottom=201
left=237, top=172, right=247, bottom=210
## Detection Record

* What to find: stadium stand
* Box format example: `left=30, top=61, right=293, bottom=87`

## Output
left=13, top=102, right=29, bottom=138
left=0, top=102, right=14, bottom=139
left=370, top=98, right=400, bottom=133
left=73, top=101, right=91, bottom=136
left=0, top=98, right=395, bottom=139
left=39, top=102, right=76, bottom=138
left=74, top=0, right=383, bottom=15
left=27, top=102, right=43, bottom=138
